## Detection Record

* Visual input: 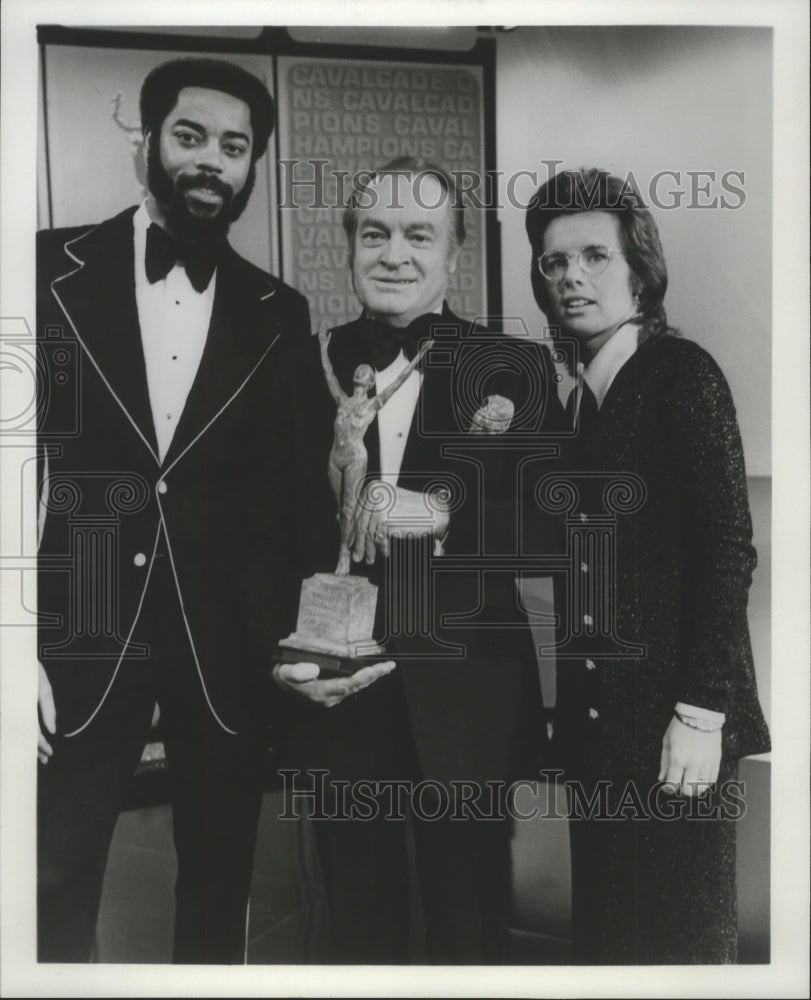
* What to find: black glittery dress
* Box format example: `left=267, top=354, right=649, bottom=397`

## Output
left=547, top=326, right=771, bottom=964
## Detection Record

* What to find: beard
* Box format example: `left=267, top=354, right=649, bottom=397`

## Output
left=146, top=135, right=256, bottom=246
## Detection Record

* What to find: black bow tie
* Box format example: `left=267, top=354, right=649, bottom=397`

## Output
left=357, top=312, right=438, bottom=371
left=145, top=223, right=219, bottom=293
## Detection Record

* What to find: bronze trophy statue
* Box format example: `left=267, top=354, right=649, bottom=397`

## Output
left=275, top=331, right=434, bottom=676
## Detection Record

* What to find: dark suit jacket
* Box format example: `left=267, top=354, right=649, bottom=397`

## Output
left=280, top=307, right=563, bottom=783
left=545, top=328, right=771, bottom=778
left=37, top=206, right=316, bottom=737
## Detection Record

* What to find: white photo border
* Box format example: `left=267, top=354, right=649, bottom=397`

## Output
left=1, top=1, right=808, bottom=997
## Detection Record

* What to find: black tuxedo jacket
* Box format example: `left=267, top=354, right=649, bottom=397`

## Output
left=37, top=206, right=319, bottom=736
left=281, top=307, right=563, bottom=782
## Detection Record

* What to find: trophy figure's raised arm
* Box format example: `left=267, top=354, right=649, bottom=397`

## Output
left=319, top=330, right=434, bottom=575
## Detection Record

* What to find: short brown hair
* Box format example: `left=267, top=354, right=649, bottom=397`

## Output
left=525, top=167, right=669, bottom=330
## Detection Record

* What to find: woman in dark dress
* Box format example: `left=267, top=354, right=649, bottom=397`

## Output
left=524, top=168, right=770, bottom=964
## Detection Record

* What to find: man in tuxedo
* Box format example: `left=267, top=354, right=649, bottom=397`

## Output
left=36, top=57, right=319, bottom=963
left=273, top=158, right=561, bottom=963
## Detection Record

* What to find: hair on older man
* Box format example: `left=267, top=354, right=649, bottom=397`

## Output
left=342, top=156, right=467, bottom=252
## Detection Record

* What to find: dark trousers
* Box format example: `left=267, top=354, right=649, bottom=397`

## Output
left=284, top=672, right=513, bottom=964
left=37, top=552, right=266, bottom=964
left=311, top=795, right=512, bottom=965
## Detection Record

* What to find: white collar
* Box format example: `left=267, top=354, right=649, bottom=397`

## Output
left=583, top=321, right=641, bottom=408
left=132, top=201, right=152, bottom=286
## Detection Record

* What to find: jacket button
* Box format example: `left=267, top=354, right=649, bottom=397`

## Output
left=157, top=480, right=168, bottom=495
left=133, top=552, right=147, bottom=567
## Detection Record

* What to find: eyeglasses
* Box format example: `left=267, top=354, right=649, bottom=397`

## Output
left=536, top=245, right=625, bottom=280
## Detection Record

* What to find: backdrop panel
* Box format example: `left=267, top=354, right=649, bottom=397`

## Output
left=276, top=55, right=488, bottom=331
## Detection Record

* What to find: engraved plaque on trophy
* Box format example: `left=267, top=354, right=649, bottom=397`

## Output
left=275, top=573, right=384, bottom=675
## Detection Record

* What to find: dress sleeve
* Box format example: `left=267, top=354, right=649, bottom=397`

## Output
left=664, top=344, right=756, bottom=713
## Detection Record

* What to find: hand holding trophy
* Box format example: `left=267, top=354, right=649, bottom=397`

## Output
left=274, top=331, right=433, bottom=678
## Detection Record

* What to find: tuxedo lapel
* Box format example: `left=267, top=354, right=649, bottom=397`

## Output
left=364, top=415, right=382, bottom=480
left=162, top=244, right=282, bottom=469
left=49, top=207, right=159, bottom=462
left=399, top=307, right=464, bottom=485
left=398, top=359, right=448, bottom=485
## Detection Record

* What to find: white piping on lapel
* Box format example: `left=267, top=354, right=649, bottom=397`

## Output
left=153, top=326, right=282, bottom=733
left=243, top=899, right=251, bottom=963
left=161, top=331, right=281, bottom=478
left=156, top=501, right=238, bottom=735
left=63, top=523, right=162, bottom=737
left=50, top=228, right=161, bottom=467
left=37, top=450, right=49, bottom=549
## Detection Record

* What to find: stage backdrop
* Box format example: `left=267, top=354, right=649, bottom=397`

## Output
left=275, top=56, right=487, bottom=330
left=39, top=43, right=277, bottom=274
left=38, top=31, right=497, bottom=333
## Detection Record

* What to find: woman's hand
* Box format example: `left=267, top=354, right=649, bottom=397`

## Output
left=658, top=716, right=721, bottom=796
left=271, top=660, right=396, bottom=708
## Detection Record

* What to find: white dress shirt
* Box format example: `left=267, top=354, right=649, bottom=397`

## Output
left=375, top=349, right=422, bottom=483
left=374, top=346, right=447, bottom=555
left=133, top=202, right=215, bottom=462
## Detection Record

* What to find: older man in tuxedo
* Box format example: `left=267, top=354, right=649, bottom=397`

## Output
left=273, top=158, right=562, bottom=963
left=36, top=57, right=323, bottom=963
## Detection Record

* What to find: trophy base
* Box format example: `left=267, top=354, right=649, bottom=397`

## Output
left=274, top=644, right=386, bottom=679
left=275, top=572, right=384, bottom=678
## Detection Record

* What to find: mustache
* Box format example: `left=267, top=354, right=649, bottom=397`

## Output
left=177, top=173, right=233, bottom=199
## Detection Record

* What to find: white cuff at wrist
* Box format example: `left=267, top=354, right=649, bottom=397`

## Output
left=674, top=709, right=723, bottom=733
left=675, top=701, right=726, bottom=724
